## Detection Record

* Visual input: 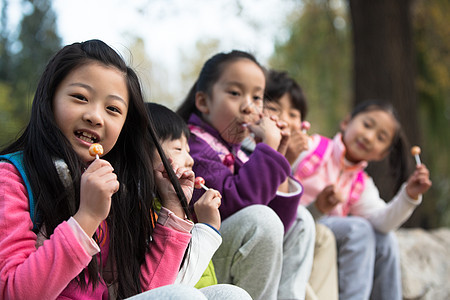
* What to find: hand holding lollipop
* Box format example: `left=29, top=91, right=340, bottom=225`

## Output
left=301, top=121, right=311, bottom=133
left=194, top=176, right=209, bottom=191
left=411, top=146, right=421, bottom=165
left=89, top=143, right=103, bottom=159
left=406, top=145, right=432, bottom=199
left=193, top=178, right=222, bottom=230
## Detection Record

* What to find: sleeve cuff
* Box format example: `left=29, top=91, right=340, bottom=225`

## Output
left=276, top=177, right=303, bottom=197
left=157, top=207, right=194, bottom=233
left=306, top=202, right=324, bottom=221
left=400, top=183, right=423, bottom=205
left=67, top=217, right=100, bottom=256
left=200, top=223, right=221, bottom=236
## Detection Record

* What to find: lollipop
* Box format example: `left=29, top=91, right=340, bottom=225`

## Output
left=301, top=121, right=311, bottom=133
left=89, top=143, right=103, bottom=159
left=411, top=146, right=421, bottom=165
left=194, top=176, right=209, bottom=191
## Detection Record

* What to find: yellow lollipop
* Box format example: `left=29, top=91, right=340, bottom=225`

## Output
left=410, top=146, right=421, bottom=165
left=89, top=143, right=103, bottom=159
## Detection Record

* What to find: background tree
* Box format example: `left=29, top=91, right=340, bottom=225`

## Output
left=12, top=0, right=61, bottom=120
left=349, top=0, right=450, bottom=228
left=349, top=0, right=418, bottom=207
left=0, top=0, right=61, bottom=147
left=0, top=0, right=11, bottom=80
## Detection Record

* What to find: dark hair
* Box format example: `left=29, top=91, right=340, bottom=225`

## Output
left=348, top=100, right=412, bottom=193
left=1, top=40, right=169, bottom=298
left=145, top=102, right=192, bottom=220
left=176, top=50, right=265, bottom=122
left=264, top=69, right=308, bottom=120
left=146, top=102, right=190, bottom=142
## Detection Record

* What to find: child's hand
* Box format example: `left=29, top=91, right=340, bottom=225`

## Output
left=286, top=126, right=309, bottom=164
left=154, top=161, right=194, bottom=218
left=315, top=185, right=344, bottom=214
left=249, top=115, right=287, bottom=153
left=276, top=118, right=291, bottom=156
left=405, top=164, right=432, bottom=200
left=75, top=159, right=119, bottom=237
left=194, top=189, right=222, bottom=230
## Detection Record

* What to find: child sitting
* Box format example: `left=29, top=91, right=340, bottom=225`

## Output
left=177, top=50, right=315, bottom=300
left=292, top=99, right=432, bottom=300
left=145, top=102, right=251, bottom=299
left=263, top=69, right=338, bottom=300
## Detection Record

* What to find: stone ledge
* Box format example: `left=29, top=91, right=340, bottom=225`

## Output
left=396, top=227, right=450, bottom=300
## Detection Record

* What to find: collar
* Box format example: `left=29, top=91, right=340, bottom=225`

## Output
left=332, top=132, right=368, bottom=171
left=188, top=113, right=243, bottom=155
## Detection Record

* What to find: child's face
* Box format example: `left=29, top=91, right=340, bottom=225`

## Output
left=159, top=135, right=194, bottom=170
left=341, top=109, right=397, bottom=163
left=264, top=93, right=302, bottom=132
left=199, top=59, right=265, bottom=144
left=53, top=62, right=128, bottom=163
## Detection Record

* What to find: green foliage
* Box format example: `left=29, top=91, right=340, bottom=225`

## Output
left=270, top=0, right=351, bottom=136
left=413, top=0, right=450, bottom=227
left=0, top=82, right=23, bottom=147
left=0, top=0, right=61, bottom=147
left=11, top=0, right=61, bottom=121
left=0, top=0, right=11, bottom=80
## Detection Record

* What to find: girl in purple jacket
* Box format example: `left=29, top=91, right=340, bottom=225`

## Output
left=176, top=50, right=316, bottom=300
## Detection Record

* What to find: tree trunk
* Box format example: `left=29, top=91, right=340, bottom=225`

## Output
left=349, top=0, right=423, bottom=227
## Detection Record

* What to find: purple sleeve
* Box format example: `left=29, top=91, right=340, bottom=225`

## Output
left=190, top=136, right=301, bottom=231
left=268, top=183, right=302, bottom=231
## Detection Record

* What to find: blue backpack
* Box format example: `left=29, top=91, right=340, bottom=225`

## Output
left=0, top=151, right=40, bottom=231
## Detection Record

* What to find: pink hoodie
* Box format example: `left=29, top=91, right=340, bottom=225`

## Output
left=0, top=163, right=192, bottom=299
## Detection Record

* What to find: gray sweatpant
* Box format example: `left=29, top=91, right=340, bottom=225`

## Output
left=320, top=216, right=402, bottom=300
left=212, top=205, right=316, bottom=300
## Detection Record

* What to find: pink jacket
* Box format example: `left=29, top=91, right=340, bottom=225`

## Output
left=292, top=133, right=367, bottom=216
left=292, top=133, right=422, bottom=233
left=0, top=162, right=192, bottom=299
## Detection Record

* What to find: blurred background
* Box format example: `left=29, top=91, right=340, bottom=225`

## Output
left=1, top=0, right=449, bottom=228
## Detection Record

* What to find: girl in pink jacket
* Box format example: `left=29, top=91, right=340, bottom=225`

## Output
left=292, top=100, right=432, bottom=300
left=0, top=40, right=212, bottom=299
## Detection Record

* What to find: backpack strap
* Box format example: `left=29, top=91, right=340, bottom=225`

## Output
left=295, top=135, right=331, bottom=179
left=0, top=151, right=39, bottom=231
left=294, top=136, right=366, bottom=215
left=342, top=170, right=366, bottom=216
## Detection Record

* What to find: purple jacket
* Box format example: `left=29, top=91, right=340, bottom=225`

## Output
left=188, top=114, right=302, bottom=232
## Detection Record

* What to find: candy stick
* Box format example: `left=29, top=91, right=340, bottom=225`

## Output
left=410, top=146, right=421, bottom=165
left=301, top=121, right=311, bottom=133
left=89, top=143, right=103, bottom=159
left=194, top=176, right=209, bottom=191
